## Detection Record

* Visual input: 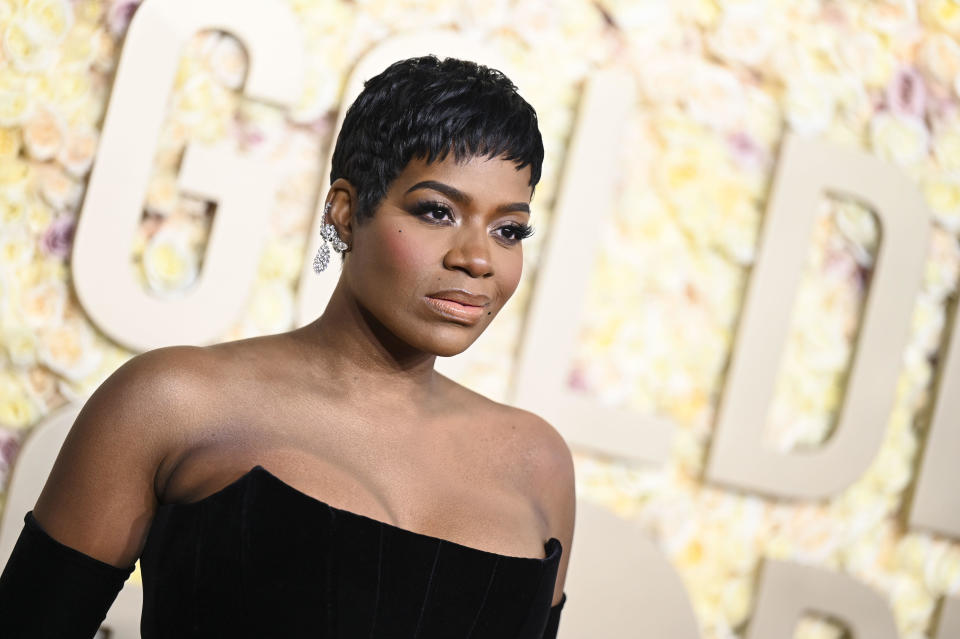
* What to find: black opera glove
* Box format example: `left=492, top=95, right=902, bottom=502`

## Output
left=542, top=592, right=566, bottom=638
left=0, top=511, right=135, bottom=639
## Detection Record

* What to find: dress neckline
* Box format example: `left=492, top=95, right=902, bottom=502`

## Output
left=157, top=464, right=561, bottom=564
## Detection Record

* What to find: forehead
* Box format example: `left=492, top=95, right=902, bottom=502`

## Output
left=391, top=154, right=534, bottom=203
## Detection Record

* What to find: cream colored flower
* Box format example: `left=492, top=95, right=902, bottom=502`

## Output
left=36, top=163, right=82, bottom=211
left=2, top=17, right=58, bottom=72
left=59, top=19, right=97, bottom=68
left=683, top=63, right=747, bottom=132
left=0, top=223, right=34, bottom=270
left=3, top=325, right=37, bottom=367
left=0, top=69, right=34, bottom=126
left=36, top=317, right=101, bottom=381
left=0, top=376, right=39, bottom=428
left=870, top=112, right=930, bottom=167
left=933, top=125, right=960, bottom=170
left=785, top=73, right=838, bottom=135
left=838, top=30, right=895, bottom=89
left=923, top=170, right=960, bottom=231
left=922, top=0, right=960, bottom=35
left=56, top=125, right=97, bottom=177
left=142, top=228, right=198, bottom=296
left=706, top=3, right=776, bottom=69
left=834, top=199, right=879, bottom=265
left=21, top=0, right=73, bottom=46
left=918, top=32, right=960, bottom=89
left=22, top=104, right=65, bottom=161
left=18, top=279, right=66, bottom=329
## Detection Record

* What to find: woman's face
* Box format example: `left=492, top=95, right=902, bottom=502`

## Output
left=343, top=153, right=533, bottom=357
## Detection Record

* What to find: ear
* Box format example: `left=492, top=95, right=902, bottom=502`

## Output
left=325, top=178, right=358, bottom=250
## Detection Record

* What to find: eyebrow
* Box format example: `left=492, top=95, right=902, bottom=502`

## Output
left=405, top=180, right=530, bottom=214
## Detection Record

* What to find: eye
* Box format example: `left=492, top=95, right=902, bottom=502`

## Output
left=411, top=200, right=454, bottom=224
left=496, top=223, right=535, bottom=244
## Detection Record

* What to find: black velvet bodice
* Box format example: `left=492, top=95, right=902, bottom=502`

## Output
left=139, top=464, right=565, bottom=638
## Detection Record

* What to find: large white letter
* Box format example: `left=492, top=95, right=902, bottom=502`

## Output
left=509, top=69, right=673, bottom=465
left=705, top=135, right=930, bottom=499
left=746, top=560, right=899, bottom=639
left=72, top=0, right=304, bottom=351
left=909, top=301, right=960, bottom=538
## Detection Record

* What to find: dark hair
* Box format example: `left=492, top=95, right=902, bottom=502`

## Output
left=330, top=55, right=544, bottom=223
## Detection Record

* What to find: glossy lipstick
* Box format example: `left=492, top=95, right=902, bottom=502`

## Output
left=425, top=289, right=490, bottom=325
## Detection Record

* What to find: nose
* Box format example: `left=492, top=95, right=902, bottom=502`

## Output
left=443, top=225, right=493, bottom=278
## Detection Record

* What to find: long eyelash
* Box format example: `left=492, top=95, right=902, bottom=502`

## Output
left=411, top=199, right=453, bottom=220
left=507, top=223, right=535, bottom=240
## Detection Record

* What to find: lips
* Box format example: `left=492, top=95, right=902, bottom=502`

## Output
left=426, top=289, right=491, bottom=307
left=424, top=289, right=490, bottom=324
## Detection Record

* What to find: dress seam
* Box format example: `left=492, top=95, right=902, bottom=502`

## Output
left=464, top=555, right=500, bottom=639
left=411, top=540, right=443, bottom=639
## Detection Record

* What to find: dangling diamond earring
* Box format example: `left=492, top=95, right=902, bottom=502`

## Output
left=313, top=202, right=349, bottom=274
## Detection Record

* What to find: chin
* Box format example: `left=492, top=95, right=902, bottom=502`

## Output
left=423, top=333, right=479, bottom=358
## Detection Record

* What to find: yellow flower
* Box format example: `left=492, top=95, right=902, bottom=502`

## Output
left=0, top=86, right=33, bottom=126
left=142, top=229, right=198, bottom=295
left=933, top=126, right=960, bottom=170
left=21, top=0, right=73, bottom=45
left=923, top=171, right=960, bottom=231
left=0, top=126, right=20, bottom=156
left=2, top=17, right=57, bottom=72
left=0, top=392, right=38, bottom=428
left=3, top=325, right=37, bottom=367
left=922, top=0, right=960, bottom=35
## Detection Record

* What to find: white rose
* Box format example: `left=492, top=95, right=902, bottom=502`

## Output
left=36, top=163, right=82, bottom=211
left=870, top=112, right=930, bottom=167
left=4, top=325, right=37, bottom=367
left=142, top=228, right=198, bottom=296
left=706, top=3, right=776, bottom=68
left=785, top=73, right=838, bottom=136
left=56, top=125, right=98, bottom=177
left=19, top=279, right=67, bottom=329
left=918, top=32, right=960, bottom=88
left=22, top=0, right=73, bottom=45
left=22, top=104, right=65, bottom=161
left=683, top=63, right=747, bottom=132
left=36, top=318, right=102, bottom=381
left=0, top=224, right=34, bottom=270
left=2, top=17, right=58, bottom=72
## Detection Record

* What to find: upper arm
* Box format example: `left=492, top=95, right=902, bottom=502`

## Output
left=29, top=345, right=206, bottom=569
left=523, top=413, right=576, bottom=608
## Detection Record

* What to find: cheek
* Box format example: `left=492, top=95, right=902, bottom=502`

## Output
left=498, top=254, right=524, bottom=300
left=374, top=224, right=433, bottom=276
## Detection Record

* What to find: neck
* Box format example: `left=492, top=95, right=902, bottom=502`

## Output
left=290, top=276, right=441, bottom=407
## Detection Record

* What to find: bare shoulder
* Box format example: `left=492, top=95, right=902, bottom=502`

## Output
left=28, top=344, right=221, bottom=568
left=497, top=403, right=576, bottom=605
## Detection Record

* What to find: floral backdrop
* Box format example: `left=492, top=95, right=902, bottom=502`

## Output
left=2, top=0, right=960, bottom=638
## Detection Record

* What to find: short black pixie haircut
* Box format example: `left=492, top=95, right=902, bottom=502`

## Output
left=330, top=55, right=544, bottom=223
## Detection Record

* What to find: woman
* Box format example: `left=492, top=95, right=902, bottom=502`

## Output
left=0, top=55, right=574, bottom=637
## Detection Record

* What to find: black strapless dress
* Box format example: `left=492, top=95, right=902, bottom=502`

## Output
left=139, top=464, right=566, bottom=638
